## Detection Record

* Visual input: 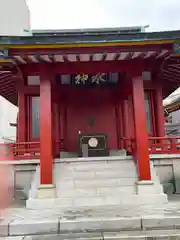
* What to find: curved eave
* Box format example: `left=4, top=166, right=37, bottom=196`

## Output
left=1, top=28, right=180, bottom=47
left=165, top=104, right=180, bottom=113
left=0, top=39, right=176, bottom=49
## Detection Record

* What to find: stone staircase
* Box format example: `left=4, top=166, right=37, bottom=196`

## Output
left=26, top=156, right=167, bottom=209
left=55, top=157, right=137, bottom=207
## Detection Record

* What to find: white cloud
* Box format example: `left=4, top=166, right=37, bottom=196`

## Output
left=26, top=0, right=180, bottom=31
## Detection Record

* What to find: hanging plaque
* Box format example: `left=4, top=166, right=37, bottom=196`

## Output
left=58, top=72, right=119, bottom=87
left=71, top=72, right=118, bottom=87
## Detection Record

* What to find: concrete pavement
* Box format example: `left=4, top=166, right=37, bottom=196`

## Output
left=1, top=195, right=180, bottom=238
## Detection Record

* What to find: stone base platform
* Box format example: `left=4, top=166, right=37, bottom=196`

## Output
left=26, top=194, right=168, bottom=210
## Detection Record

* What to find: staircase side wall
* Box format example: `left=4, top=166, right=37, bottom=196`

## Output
left=151, top=155, right=180, bottom=195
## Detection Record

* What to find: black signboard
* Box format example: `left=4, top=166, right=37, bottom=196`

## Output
left=72, top=73, right=108, bottom=86
left=57, top=72, right=119, bottom=87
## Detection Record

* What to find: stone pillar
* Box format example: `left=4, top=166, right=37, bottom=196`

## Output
left=132, top=75, right=151, bottom=180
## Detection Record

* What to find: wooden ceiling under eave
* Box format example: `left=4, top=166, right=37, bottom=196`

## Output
left=0, top=62, right=19, bottom=105
left=161, top=56, right=180, bottom=99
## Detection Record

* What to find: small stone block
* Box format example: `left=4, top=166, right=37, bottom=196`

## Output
left=24, top=232, right=103, bottom=239
left=136, top=180, right=154, bottom=185
left=0, top=220, right=10, bottom=237
left=36, top=184, right=56, bottom=198
left=1, top=237, right=25, bottom=240
left=9, top=218, right=59, bottom=236
left=103, top=229, right=180, bottom=239
left=142, top=215, right=180, bottom=230
left=103, top=232, right=146, bottom=239
left=60, top=217, right=141, bottom=233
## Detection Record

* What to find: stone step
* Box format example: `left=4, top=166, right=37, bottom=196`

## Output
left=104, top=229, right=180, bottom=239
left=57, top=183, right=163, bottom=199
left=57, top=178, right=137, bottom=190
left=57, top=169, right=138, bottom=179
left=12, top=229, right=180, bottom=239
left=27, top=159, right=166, bottom=209
left=4, top=216, right=180, bottom=238
left=55, top=161, right=136, bottom=172
left=49, top=193, right=167, bottom=207
left=57, top=186, right=137, bottom=197
left=0, top=237, right=25, bottom=240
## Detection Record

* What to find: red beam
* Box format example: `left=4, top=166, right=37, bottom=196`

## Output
left=20, top=60, right=159, bottom=75
left=20, top=86, right=40, bottom=95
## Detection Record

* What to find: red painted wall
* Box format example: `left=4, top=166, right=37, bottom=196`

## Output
left=20, top=81, right=158, bottom=155
left=59, top=87, right=119, bottom=152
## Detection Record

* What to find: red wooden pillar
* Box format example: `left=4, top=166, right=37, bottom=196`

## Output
left=54, top=103, right=60, bottom=156
left=17, top=92, right=26, bottom=142
left=132, top=76, right=151, bottom=180
left=117, top=104, right=123, bottom=149
left=60, top=107, right=66, bottom=151
left=40, top=71, right=53, bottom=185
left=155, top=84, right=166, bottom=137
left=122, top=100, right=129, bottom=149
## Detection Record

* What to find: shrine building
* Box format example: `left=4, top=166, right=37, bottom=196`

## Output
left=164, top=94, right=180, bottom=135
left=1, top=27, right=180, bottom=208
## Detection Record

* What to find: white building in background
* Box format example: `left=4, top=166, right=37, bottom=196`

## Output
left=0, top=0, right=30, bottom=36
left=0, top=0, right=29, bottom=142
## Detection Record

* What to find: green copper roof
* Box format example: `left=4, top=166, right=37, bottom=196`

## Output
left=0, top=29, right=180, bottom=46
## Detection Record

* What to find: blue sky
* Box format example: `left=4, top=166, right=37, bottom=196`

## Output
left=27, top=0, right=180, bottom=31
